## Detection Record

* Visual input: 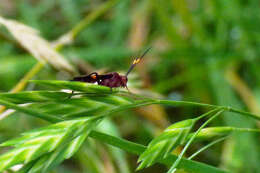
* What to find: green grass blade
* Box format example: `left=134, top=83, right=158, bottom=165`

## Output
left=30, top=80, right=115, bottom=93
left=89, top=130, right=228, bottom=173
left=0, top=99, right=62, bottom=123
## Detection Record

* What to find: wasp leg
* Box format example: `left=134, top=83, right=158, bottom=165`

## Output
left=126, top=86, right=131, bottom=93
left=110, top=87, right=113, bottom=93
left=68, top=90, right=74, bottom=99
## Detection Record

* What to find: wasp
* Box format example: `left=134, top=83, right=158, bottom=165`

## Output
left=71, top=47, right=151, bottom=91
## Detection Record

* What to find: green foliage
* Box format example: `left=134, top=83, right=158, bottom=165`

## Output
left=0, top=117, right=99, bottom=172
left=137, top=119, right=195, bottom=169
left=1, top=0, right=260, bottom=173
left=0, top=81, right=259, bottom=173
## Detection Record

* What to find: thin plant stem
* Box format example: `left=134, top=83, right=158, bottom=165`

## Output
left=157, top=100, right=260, bottom=121
left=188, top=126, right=260, bottom=160
left=232, top=127, right=260, bottom=132
left=188, top=136, right=228, bottom=160
left=229, top=108, right=260, bottom=121
left=194, top=107, right=222, bottom=121
left=167, top=109, right=225, bottom=173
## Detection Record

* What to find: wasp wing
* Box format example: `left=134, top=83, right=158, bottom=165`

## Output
left=71, top=72, right=98, bottom=83
left=98, top=74, right=113, bottom=80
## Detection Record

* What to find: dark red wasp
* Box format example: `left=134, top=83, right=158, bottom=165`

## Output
left=71, top=47, right=151, bottom=91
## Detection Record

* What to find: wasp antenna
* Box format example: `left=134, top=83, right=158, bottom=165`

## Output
left=126, top=47, right=152, bottom=76
left=139, top=47, right=152, bottom=60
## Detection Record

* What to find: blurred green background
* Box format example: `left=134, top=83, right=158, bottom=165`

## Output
left=0, top=0, right=260, bottom=172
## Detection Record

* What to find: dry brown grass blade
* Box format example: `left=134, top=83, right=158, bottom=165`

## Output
left=0, top=16, right=76, bottom=74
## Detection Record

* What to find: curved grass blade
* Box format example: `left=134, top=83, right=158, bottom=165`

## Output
left=2, top=81, right=260, bottom=121
left=0, top=91, right=70, bottom=104
left=0, top=99, right=63, bottom=123
left=30, top=80, right=115, bottom=93
left=89, top=130, right=228, bottom=173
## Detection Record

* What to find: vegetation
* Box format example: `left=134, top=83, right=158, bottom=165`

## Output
left=0, top=0, right=260, bottom=173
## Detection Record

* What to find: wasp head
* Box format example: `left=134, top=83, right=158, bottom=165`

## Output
left=121, top=76, right=128, bottom=87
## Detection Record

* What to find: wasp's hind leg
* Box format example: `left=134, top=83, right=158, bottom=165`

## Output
left=125, top=86, right=131, bottom=93
left=68, top=90, right=74, bottom=99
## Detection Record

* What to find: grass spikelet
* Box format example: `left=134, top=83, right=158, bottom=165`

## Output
left=0, top=116, right=99, bottom=172
left=137, top=119, right=195, bottom=170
